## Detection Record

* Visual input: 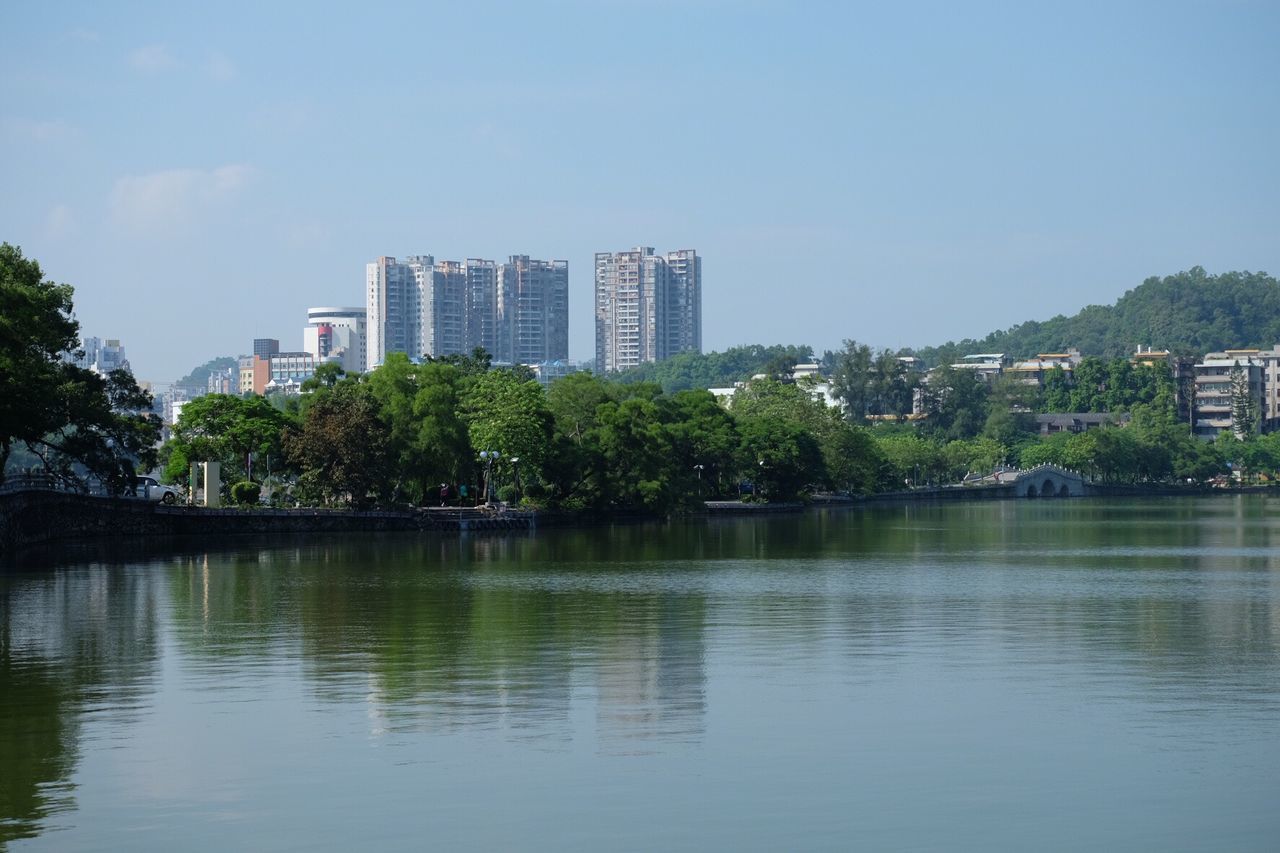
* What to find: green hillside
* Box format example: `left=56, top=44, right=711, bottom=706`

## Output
left=908, top=267, right=1280, bottom=365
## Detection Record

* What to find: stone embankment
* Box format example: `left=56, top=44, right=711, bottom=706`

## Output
left=0, top=489, right=534, bottom=555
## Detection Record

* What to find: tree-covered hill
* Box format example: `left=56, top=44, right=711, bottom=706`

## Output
left=176, top=356, right=237, bottom=391
left=907, top=267, right=1280, bottom=365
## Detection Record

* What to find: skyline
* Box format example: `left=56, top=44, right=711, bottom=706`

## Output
left=3, top=1, right=1279, bottom=381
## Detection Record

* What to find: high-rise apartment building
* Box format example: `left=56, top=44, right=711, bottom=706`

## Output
left=497, top=256, right=569, bottom=364
left=71, top=336, right=130, bottom=374
left=421, top=260, right=468, bottom=359
left=595, top=247, right=701, bottom=372
left=463, top=259, right=500, bottom=358
left=366, top=256, right=425, bottom=370
left=367, top=253, right=569, bottom=368
left=304, top=307, right=367, bottom=374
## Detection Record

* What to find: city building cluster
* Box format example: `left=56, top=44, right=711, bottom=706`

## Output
left=919, top=345, right=1280, bottom=440
left=366, top=254, right=570, bottom=370
left=133, top=244, right=703, bottom=425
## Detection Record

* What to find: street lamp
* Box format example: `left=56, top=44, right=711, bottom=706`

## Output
left=693, top=463, right=705, bottom=499
left=478, top=450, right=501, bottom=506
left=758, top=458, right=766, bottom=501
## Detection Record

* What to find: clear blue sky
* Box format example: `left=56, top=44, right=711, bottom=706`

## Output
left=4, top=1, right=1278, bottom=381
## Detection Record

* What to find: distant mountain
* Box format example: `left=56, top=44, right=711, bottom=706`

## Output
left=906, top=267, right=1280, bottom=365
left=176, top=356, right=237, bottom=390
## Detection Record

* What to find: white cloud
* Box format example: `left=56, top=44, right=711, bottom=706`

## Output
left=110, top=165, right=253, bottom=231
left=129, top=44, right=178, bottom=73
left=206, top=51, right=237, bottom=81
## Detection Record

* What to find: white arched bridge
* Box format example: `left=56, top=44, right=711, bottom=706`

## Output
left=1005, top=464, right=1086, bottom=498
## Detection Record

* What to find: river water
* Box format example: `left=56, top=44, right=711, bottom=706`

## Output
left=2, top=498, right=1280, bottom=851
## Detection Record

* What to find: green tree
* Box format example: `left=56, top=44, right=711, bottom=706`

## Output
left=667, top=390, right=740, bottom=498
left=461, top=369, right=554, bottom=479
left=285, top=383, right=391, bottom=508
left=302, top=362, right=347, bottom=392
left=1041, top=367, right=1073, bottom=412
left=876, top=434, right=944, bottom=487
left=942, top=437, right=1006, bottom=481
left=826, top=423, right=888, bottom=494
left=590, top=397, right=682, bottom=511
left=0, top=244, right=160, bottom=490
left=918, top=365, right=989, bottom=440
left=164, top=394, right=291, bottom=484
left=1228, top=362, right=1258, bottom=438
left=1018, top=434, right=1071, bottom=468
left=365, top=354, right=470, bottom=503
left=736, top=416, right=825, bottom=501
left=828, top=339, right=874, bottom=419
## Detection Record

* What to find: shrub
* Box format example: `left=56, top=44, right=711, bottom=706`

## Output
left=523, top=481, right=546, bottom=500
left=497, top=484, right=518, bottom=504
left=230, top=480, right=261, bottom=507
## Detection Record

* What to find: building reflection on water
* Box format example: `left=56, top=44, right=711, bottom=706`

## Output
left=4, top=497, right=1280, bottom=842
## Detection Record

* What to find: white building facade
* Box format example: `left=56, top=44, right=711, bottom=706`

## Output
left=498, top=256, right=569, bottom=364
left=72, top=336, right=130, bottom=374
left=594, top=247, right=701, bottom=373
left=367, top=253, right=568, bottom=368
left=303, top=307, right=366, bottom=374
left=366, top=256, right=424, bottom=370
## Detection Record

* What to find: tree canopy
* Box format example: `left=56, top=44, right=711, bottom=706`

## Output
left=0, top=244, right=160, bottom=491
left=610, top=344, right=814, bottom=391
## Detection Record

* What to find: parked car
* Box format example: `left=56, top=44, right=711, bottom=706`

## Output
left=132, top=476, right=181, bottom=504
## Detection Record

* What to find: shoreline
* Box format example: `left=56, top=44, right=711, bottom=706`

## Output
left=3, top=485, right=1276, bottom=564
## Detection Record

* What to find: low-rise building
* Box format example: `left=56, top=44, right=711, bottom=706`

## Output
left=529, top=360, right=583, bottom=387
left=268, top=351, right=316, bottom=387
left=304, top=307, right=366, bottom=374
left=949, top=353, right=1009, bottom=383
left=239, top=355, right=270, bottom=396
left=1035, top=412, right=1128, bottom=435
left=1192, top=350, right=1267, bottom=439
left=789, top=363, right=842, bottom=409
left=207, top=367, right=236, bottom=395
left=1008, top=349, right=1082, bottom=385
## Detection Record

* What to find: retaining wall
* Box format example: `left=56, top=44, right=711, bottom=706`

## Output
left=0, top=490, right=533, bottom=556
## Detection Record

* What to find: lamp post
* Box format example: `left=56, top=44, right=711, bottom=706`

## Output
left=478, top=450, right=501, bottom=506
left=758, top=458, right=766, bottom=502
left=510, top=456, right=521, bottom=503
left=693, top=463, right=705, bottom=498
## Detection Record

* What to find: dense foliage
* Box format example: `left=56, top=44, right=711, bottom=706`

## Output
left=611, top=344, right=814, bottom=391
left=909, top=267, right=1280, bottom=364
left=0, top=244, right=160, bottom=491
left=160, top=343, right=1279, bottom=510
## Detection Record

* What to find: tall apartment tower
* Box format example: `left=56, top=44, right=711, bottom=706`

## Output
left=595, top=247, right=701, bottom=372
left=463, top=259, right=500, bottom=358
left=369, top=253, right=570, bottom=368
left=366, top=256, right=425, bottom=370
left=497, top=256, right=570, bottom=364
left=421, top=259, right=468, bottom=358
